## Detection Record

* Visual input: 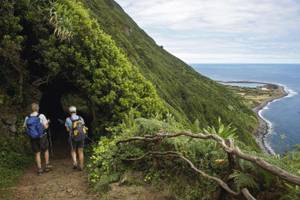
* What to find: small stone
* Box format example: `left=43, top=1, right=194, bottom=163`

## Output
left=67, top=188, right=72, bottom=193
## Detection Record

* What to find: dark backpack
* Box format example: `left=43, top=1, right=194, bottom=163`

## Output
left=70, top=117, right=87, bottom=142
left=26, top=114, right=44, bottom=139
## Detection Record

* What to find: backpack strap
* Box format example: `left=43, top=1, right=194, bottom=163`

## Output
left=28, top=113, right=40, bottom=118
left=70, top=116, right=82, bottom=123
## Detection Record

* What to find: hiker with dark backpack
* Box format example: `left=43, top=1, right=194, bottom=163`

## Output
left=24, top=103, right=52, bottom=175
left=65, top=106, right=87, bottom=171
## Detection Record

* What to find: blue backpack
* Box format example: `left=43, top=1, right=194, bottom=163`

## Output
left=26, top=114, right=45, bottom=139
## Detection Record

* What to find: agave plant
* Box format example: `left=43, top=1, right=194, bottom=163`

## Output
left=203, top=117, right=237, bottom=140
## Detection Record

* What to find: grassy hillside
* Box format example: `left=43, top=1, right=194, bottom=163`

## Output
left=82, top=0, right=258, bottom=146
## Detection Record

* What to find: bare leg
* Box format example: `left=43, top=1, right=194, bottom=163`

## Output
left=71, top=149, right=77, bottom=166
left=45, top=150, right=50, bottom=165
left=35, top=152, right=42, bottom=169
left=78, top=148, right=84, bottom=170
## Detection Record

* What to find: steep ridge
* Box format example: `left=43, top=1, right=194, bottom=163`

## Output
left=82, top=0, right=258, bottom=145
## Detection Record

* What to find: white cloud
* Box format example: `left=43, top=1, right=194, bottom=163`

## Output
left=115, top=0, right=300, bottom=63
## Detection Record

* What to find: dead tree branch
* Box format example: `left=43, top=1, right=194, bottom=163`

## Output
left=124, top=151, right=258, bottom=200
left=117, top=131, right=300, bottom=186
left=124, top=151, right=239, bottom=196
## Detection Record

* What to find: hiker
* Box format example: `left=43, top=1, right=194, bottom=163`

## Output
left=24, top=103, right=52, bottom=175
left=65, top=106, right=87, bottom=171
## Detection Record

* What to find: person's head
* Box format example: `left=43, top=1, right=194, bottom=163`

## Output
left=69, top=106, right=77, bottom=114
left=31, top=103, right=39, bottom=112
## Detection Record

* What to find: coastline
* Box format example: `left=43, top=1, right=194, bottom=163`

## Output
left=221, top=81, right=289, bottom=155
left=252, top=83, right=289, bottom=155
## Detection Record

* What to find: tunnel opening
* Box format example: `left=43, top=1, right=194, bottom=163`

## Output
left=39, top=77, right=93, bottom=156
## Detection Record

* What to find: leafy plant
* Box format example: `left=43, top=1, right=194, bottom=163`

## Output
left=203, top=117, right=237, bottom=140
left=280, top=184, right=300, bottom=200
left=229, top=170, right=258, bottom=190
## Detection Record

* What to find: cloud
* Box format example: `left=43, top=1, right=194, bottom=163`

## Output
left=115, top=0, right=300, bottom=63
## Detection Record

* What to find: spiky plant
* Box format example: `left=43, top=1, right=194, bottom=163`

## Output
left=203, top=117, right=237, bottom=140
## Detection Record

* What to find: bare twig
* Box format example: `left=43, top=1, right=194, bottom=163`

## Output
left=32, top=75, right=51, bottom=87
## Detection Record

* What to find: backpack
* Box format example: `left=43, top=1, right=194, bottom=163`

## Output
left=70, top=117, right=88, bottom=142
left=26, top=114, right=45, bottom=139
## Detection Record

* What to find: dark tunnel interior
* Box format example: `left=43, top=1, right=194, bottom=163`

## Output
left=39, top=78, right=93, bottom=155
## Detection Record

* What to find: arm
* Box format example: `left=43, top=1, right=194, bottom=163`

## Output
left=80, top=116, right=85, bottom=125
left=65, top=118, right=71, bottom=132
left=40, top=114, right=49, bottom=129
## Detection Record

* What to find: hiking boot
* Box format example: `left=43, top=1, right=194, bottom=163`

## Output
left=77, top=166, right=83, bottom=171
left=72, top=164, right=78, bottom=170
left=44, top=164, right=53, bottom=172
left=37, top=168, right=43, bottom=176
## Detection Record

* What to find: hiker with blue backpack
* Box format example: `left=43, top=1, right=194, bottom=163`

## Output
left=24, top=103, right=52, bottom=175
left=65, top=106, right=88, bottom=171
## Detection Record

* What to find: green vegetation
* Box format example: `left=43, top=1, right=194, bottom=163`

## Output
left=0, top=0, right=258, bottom=146
left=0, top=0, right=165, bottom=193
left=0, top=135, right=32, bottom=188
left=0, top=94, right=32, bottom=197
left=1, top=0, right=299, bottom=199
left=225, top=84, right=286, bottom=109
left=82, top=0, right=259, bottom=146
left=1, top=0, right=166, bottom=131
left=88, top=116, right=300, bottom=200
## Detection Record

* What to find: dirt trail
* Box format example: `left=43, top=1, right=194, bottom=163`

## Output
left=4, top=136, right=169, bottom=200
left=7, top=157, right=169, bottom=200
left=10, top=157, right=99, bottom=200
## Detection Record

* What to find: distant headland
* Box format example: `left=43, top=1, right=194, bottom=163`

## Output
left=220, top=81, right=289, bottom=155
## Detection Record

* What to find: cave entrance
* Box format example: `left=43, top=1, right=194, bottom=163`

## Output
left=39, top=78, right=93, bottom=156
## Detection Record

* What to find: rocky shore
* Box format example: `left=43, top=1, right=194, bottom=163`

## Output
left=221, top=80, right=289, bottom=154
left=252, top=84, right=288, bottom=155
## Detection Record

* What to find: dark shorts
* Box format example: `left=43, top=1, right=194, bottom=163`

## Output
left=69, top=138, right=85, bottom=149
left=30, top=134, right=49, bottom=153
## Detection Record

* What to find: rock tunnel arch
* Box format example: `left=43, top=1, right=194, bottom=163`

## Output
left=38, top=77, right=94, bottom=150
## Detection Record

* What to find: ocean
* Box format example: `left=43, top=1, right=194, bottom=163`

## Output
left=192, top=64, right=300, bottom=154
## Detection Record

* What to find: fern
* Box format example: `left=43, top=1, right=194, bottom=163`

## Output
left=49, top=1, right=74, bottom=41
left=279, top=184, right=300, bottom=200
left=229, top=170, right=258, bottom=190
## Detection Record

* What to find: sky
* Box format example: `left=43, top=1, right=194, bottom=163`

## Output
left=115, top=0, right=300, bottom=63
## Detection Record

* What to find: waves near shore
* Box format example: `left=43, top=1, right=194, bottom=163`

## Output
left=257, top=83, right=298, bottom=155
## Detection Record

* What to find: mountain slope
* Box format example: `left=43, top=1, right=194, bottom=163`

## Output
left=82, top=0, right=258, bottom=146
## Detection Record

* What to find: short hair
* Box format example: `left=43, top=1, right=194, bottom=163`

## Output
left=31, top=103, right=39, bottom=112
left=69, top=106, right=77, bottom=113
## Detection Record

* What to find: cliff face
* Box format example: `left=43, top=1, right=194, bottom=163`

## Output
left=82, top=0, right=258, bottom=145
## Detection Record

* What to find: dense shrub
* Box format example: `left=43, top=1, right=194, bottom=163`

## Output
left=1, top=0, right=167, bottom=132
left=0, top=132, right=32, bottom=188
left=88, top=116, right=300, bottom=199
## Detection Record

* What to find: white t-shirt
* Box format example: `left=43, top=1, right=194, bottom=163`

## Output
left=24, top=112, right=48, bottom=128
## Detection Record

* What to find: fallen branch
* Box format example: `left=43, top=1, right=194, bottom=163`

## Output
left=125, top=151, right=257, bottom=200
left=117, top=131, right=300, bottom=186
left=125, top=151, right=239, bottom=195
